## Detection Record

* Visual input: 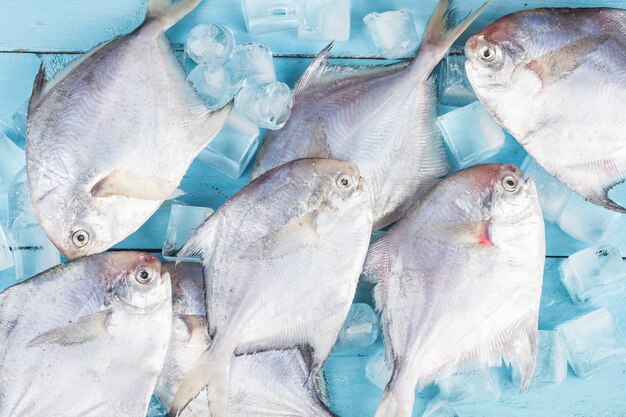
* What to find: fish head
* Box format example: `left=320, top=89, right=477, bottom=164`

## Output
left=467, top=163, right=540, bottom=221
left=101, top=251, right=172, bottom=312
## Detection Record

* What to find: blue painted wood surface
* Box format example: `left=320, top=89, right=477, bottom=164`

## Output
left=0, top=1, right=625, bottom=416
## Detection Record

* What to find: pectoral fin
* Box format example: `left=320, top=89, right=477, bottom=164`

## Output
left=91, top=170, right=180, bottom=200
left=27, top=310, right=112, bottom=347
left=526, top=35, right=610, bottom=88
left=422, top=220, right=494, bottom=247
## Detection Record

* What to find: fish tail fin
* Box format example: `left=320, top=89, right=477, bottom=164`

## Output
left=169, top=343, right=232, bottom=417
left=147, top=0, right=202, bottom=30
left=409, top=0, right=492, bottom=81
left=374, top=367, right=417, bottom=417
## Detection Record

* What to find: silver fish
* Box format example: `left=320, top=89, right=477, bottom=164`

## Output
left=156, top=263, right=335, bottom=417
left=169, top=158, right=373, bottom=417
left=465, top=8, right=626, bottom=212
left=27, top=0, right=231, bottom=259
left=363, top=164, right=545, bottom=417
left=0, top=252, right=172, bottom=417
left=253, top=0, right=492, bottom=230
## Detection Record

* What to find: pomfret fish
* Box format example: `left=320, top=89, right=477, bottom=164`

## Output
left=363, top=164, right=545, bottom=417
left=0, top=252, right=172, bottom=417
left=465, top=8, right=626, bottom=212
left=253, top=0, right=492, bottom=230
left=27, top=0, right=231, bottom=259
left=156, top=263, right=335, bottom=417
left=169, top=158, right=373, bottom=417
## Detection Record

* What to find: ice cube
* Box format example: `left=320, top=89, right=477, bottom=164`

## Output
left=186, top=63, right=233, bottom=111
left=362, top=11, right=419, bottom=59
left=298, top=0, right=350, bottom=42
left=0, top=224, right=12, bottom=271
left=197, top=112, right=261, bottom=178
left=7, top=169, right=60, bottom=282
left=242, top=0, right=300, bottom=34
left=234, top=81, right=293, bottom=130
left=185, top=23, right=235, bottom=65
left=1, top=102, right=27, bottom=149
left=557, top=308, right=626, bottom=378
left=438, top=50, right=478, bottom=107
left=365, top=347, right=392, bottom=390
left=556, top=193, right=621, bottom=244
left=436, top=368, right=501, bottom=404
left=163, top=204, right=215, bottom=259
left=520, top=156, right=571, bottom=222
left=0, top=132, right=26, bottom=187
left=146, top=395, right=167, bottom=417
left=559, top=245, right=626, bottom=306
left=334, top=303, right=379, bottom=350
left=227, top=43, right=276, bottom=90
left=422, top=401, right=459, bottom=417
left=512, top=330, right=567, bottom=386
left=437, top=102, right=505, bottom=169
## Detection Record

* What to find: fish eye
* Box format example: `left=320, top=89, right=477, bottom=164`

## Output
left=136, top=268, right=153, bottom=284
left=336, top=174, right=353, bottom=190
left=72, top=230, right=90, bottom=247
left=501, top=175, right=519, bottom=192
left=478, top=44, right=497, bottom=63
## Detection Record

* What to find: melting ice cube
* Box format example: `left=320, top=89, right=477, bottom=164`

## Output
left=559, top=244, right=626, bottom=306
left=298, top=0, right=351, bottom=42
left=163, top=204, right=214, bottom=259
left=557, top=308, right=626, bottom=378
left=187, top=63, right=233, bottom=111
left=0, top=132, right=26, bottom=187
left=334, top=303, right=379, bottom=350
left=227, top=43, right=276, bottom=91
left=363, top=11, right=419, bottom=59
left=422, top=401, right=459, bottom=417
left=520, top=156, right=571, bottom=223
left=234, top=81, right=293, bottom=130
left=556, top=194, right=621, bottom=244
left=185, top=23, right=235, bottom=65
left=0, top=224, right=12, bottom=272
left=365, top=347, right=392, bottom=390
left=436, top=368, right=501, bottom=405
left=513, top=330, right=567, bottom=386
left=242, top=0, right=300, bottom=34
left=437, top=102, right=505, bottom=169
left=198, top=112, right=261, bottom=178
left=438, top=50, right=478, bottom=107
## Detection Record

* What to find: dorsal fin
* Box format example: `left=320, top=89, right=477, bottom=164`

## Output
left=147, top=0, right=202, bottom=30
left=293, top=42, right=335, bottom=96
left=28, top=62, right=47, bottom=114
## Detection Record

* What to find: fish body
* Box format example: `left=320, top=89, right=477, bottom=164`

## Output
left=170, top=158, right=373, bottom=417
left=465, top=8, right=626, bottom=212
left=363, top=164, right=545, bottom=417
left=253, top=0, right=493, bottom=230
left=0, top=252, right=172, bottom=417
left=156, top=263, right=335, bottom=417
left=27, top=0, right=231, bottom=259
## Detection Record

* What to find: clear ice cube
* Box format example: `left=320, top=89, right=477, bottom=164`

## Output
left=242, top=0, right=300, bottom=34
left=1, top=102, right=27, bottom=149
left=227, top=43, right=276, bottom=91
left=7, top=169, right=60, bottom=282
left=512, top=330, right=568, bottom=386
left=556, top=194, right=621, bottom=244
left=298, top=0, right=351, bottom=42
left=520, top=156, right=571, bottom=222
left=334, top=303, right=379, bottom=350
left=557, top=308, right=626, bottom=378
left=436, top=368, right=501, bottom=404
left=146, top=395, right=167, bottom=417
left=234, top=81, right=293, bottom=130
left=0, top=224, right=13, bottom=271
left=422, top=401, right=459, bottom=417
left=163, top=204, right=215, bottom=259
left=438, top=50, right=478, bottom=107
left=186, top=63, right=233, bottom=111
left=365, top=347, right=392, bottom=390
left=185, top=23, right=235, bottom=65
left=0, top=131, right=26, bottom=187
left=197, top=112, right=261, bottom=178
left=437, top=102, right=505, bottom=169
left=362, top=11, right=419, bottom=59
left=559, top=244, right=626, bottom=307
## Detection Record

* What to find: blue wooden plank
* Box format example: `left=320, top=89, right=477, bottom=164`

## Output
left=1, top=0, right=625, bottom=55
